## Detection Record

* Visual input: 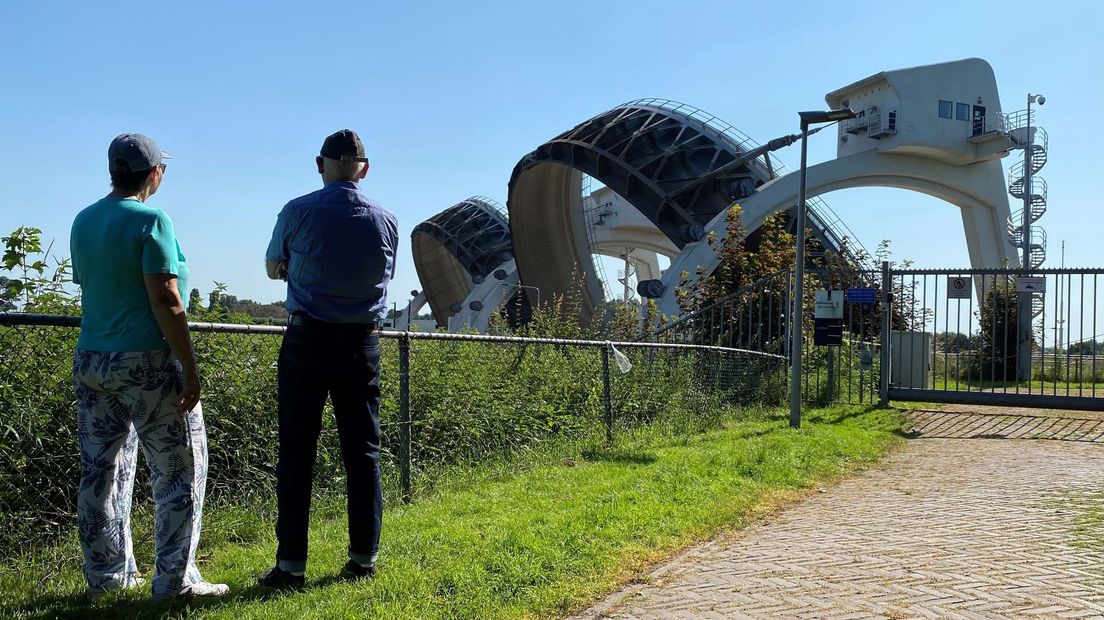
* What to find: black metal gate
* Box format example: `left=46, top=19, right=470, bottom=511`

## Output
left=880, top=264, right=1104, bottom=411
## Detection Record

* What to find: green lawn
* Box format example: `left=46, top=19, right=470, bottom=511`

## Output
left=1, top=405, right=905, bottom=620
left=933, top=376, right=1104, bottom=394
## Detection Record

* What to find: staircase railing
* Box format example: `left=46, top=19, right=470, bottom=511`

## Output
left=1001, top=109, right=1049, bottom=316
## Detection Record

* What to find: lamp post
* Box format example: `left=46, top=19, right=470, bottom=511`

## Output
left=789, top=108, right=856, bottom=429
left=403, top=289, right=421, bottom=331
left=1017, top=93, right=1045, bottom=381
left=503, top=283, right=541, bottom=310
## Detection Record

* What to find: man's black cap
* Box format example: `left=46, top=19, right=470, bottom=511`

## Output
left=320, top=129, right=368, bottom=163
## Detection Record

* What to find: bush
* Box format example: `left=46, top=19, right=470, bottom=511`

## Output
left=0, top=321, right=783, bottom=557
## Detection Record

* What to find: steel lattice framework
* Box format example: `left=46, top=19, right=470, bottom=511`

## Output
left=411, top=196, right=513, bottom=327
left=508, top=99, right=860, bottom=324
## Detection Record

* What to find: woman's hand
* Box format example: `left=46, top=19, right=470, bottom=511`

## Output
left=180, top=365, right=202, bottom=413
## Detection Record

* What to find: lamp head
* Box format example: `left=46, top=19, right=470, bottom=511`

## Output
left=799, top=108, right=857, bottom=125
left=1029, top=94, right=1046, bottom=105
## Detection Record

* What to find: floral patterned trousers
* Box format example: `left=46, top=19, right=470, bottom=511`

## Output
left=73, top=348, right=210, bottom=596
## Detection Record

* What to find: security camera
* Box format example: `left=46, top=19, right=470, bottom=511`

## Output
left=1037, top=95, right=1045, bottom=105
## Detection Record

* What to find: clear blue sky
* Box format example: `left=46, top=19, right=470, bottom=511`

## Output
left=2, top=0, right=1100, bottom=307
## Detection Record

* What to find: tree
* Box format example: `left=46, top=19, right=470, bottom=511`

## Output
left=872, top=240, right=930, bottom=333
left=676, top=206, right=795, bottom=315
left=208, top=281, right=227, bottom=313
left=935, top=331, right=976, bottom=353
left=1069, top=340, right=1102, bottom=356
left=974, top=277, right=1026, bottom=381
left=670, top=206, right=795, bottom=347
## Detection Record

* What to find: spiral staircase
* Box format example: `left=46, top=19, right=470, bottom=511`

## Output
left=1004, top=110, right=1048, bottom=316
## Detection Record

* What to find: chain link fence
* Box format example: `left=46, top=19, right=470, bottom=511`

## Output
left=653, top=269, right=882, bottom=407
left=0, top=313, right=784, bottom=562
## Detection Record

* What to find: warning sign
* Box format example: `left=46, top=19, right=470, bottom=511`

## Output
left=814, top=290, right=844, bottom=319
left=1016, top=276, right=1046, bottom=293
left=948, top=276, right=972, bottom=300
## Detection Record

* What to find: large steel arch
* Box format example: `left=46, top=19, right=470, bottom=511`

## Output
left=411, top=196, right=514, bottom=327
left=508, top=99, right=858, bottom=324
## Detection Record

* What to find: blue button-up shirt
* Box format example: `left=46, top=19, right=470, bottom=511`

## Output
left=266, top=180, right=398, bottom=323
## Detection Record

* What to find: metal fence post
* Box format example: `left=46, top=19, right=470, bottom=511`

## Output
left=783, top=270, right=792, bottom=359
left=398, top=333, right=412, bottom=503
left=879, top=261, right=892, bottom=407
left=602, top=342, right=613, bottom=445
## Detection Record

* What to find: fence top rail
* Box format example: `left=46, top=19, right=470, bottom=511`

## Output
left=887, top=267, right=1104, bottom=276
left=0, top=313, right=787, bottom=360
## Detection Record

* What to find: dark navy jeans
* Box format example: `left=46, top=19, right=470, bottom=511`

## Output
left=275, top=322, right=382, bottom=572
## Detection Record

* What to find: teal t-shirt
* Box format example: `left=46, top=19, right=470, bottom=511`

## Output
left=70, top=197, right=189, bottom=352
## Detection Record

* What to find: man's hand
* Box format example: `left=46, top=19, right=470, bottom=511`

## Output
left=180, top=365, right=202, bottom=413
left=266, top=259, right=289, bottom=281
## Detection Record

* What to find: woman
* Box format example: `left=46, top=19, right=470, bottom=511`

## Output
left=69, top=133, right=227, bottom=600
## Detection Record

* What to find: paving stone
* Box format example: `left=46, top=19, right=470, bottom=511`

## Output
left=568, top=410, right=1104, bottom=619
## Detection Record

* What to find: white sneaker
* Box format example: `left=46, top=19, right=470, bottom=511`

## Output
left=176, top=581, right=230, bottom=600
left=85, top=575, right=146, bottom=601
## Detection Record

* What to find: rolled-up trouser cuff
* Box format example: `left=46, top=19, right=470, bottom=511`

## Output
left=349, top=551, right=378, bottom=567
left=277, top=559, right=307, bottom=574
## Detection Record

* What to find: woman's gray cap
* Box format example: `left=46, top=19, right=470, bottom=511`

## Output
left=108, top=133, right=173, bottom=173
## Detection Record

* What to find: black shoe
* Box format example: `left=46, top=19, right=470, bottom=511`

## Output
left=257, top=566, right=305, bottom=589
left=340, top=559, right=376, bottom=581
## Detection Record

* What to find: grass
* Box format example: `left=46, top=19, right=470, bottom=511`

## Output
left=932, top=376, right=1104, bottom=394
left=1, top=404, right=905, bottom=620
left=1051, top=490, right=1104, bottom=588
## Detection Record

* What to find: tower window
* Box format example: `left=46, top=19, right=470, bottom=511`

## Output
left=938, top=100, right=953, bottom=119
left=956, top=103, right=970, bottom=121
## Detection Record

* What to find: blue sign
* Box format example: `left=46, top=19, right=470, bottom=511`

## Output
left=846, top=287, right=877, bottom=304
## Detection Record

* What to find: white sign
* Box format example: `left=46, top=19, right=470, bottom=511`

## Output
left=1017, top=276, right=1047, bottom=293
left=814, top=290, right=844, bottom=319
left=948, top=276, right=972, bottom=299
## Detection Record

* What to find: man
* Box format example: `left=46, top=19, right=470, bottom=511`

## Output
left=259, top=129, right=398, bottom=587
left=70, top=133, right=228, bottom=600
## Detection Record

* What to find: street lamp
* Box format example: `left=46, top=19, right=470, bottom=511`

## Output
left=401, top=289, right=421, bottom=331
left=789, top=108, right=856, bottom=429
left=501, top=283, right=541, bottom=310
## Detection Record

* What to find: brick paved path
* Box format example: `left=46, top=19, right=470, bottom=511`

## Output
left=570, top=412, right=1104, bottom=619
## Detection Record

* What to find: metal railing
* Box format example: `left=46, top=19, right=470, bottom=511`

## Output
left=0, top=312, right=786, bottom=559
left=881, top=267, right=1104, bottom=410
left=654, top=268, right=883, bottom=406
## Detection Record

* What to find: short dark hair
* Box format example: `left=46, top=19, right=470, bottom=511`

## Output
left=109, top=160, right=151, bottom=193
